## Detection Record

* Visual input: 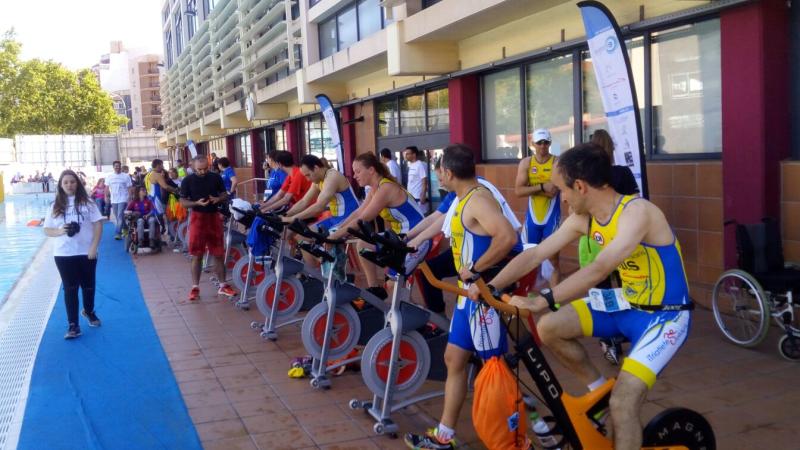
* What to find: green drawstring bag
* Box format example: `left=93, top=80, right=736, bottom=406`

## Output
left=578, top=235, right=603, bottom=268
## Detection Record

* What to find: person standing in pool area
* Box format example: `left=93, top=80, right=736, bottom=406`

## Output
left=43, top=170, right=104, bottom=339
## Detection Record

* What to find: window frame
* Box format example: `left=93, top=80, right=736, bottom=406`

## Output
left=479, top=16, right=722, bottom=163
left=318, top=0, right=385, bottom=59
left=375, top=84, right=450, bottom=138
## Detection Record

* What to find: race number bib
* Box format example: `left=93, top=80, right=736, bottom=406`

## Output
left=588, top=288, right=631, bottom=313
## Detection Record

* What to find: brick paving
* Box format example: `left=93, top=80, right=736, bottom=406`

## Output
left=133, top=249, right=799, bottom=450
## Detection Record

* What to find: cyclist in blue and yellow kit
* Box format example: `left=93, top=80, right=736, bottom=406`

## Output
left=474, top=143, right=693, bottom=450
left=330, top=152, right=425, bottom=300
left=405, top=144, right=519, bottom=450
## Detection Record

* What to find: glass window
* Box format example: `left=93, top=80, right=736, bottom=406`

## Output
left=174, top=11, right=182, bottom=56
left=274, top=125, right=286, bottom=151
left=309, top=0, right=322, bottom=7
left=483, top=68, right=522, bottom=160
left=319, top=18, right=337, bottom=58
left=651, top=20, right=721, bottom=155
left=187, top=0, right=197, bottom=39
left=337, top=5, right=358, bottom=50
left=582, top=38, right=645, bottom=142
left=400, top=93, right=424, bottom=134
left=238, top=134, right=252, bottom=167
left=426, top=88, right=449, bottom=132
left=358, top=0, right=382, bottom=39
left=526, top=55, right=573, bottom=156
left=305, top=115, right=339, bottom=168
left=378, top=100, right=398, bottom=136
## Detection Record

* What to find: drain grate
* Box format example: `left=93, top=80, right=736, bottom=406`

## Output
left=0, top=243, right=60, bottom=450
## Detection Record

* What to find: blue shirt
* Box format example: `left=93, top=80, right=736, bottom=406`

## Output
left=265, top=169, right=288, bottom=200
left=221, top=167, right=236, bottom=192
left=437, top=192, right=456, bottom=214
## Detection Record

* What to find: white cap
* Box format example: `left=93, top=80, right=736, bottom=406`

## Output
left=533, top=129, right=552, bottom=143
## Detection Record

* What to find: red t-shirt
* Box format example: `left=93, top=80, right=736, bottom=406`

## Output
left=280, top=167, right=312, bottom=203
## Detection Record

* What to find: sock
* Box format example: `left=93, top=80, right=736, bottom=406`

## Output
left=192, top=284, right=199, bottom=289
left=588, top=376, right=607, bottom=391
left=434, top=423, right=455, bottom=442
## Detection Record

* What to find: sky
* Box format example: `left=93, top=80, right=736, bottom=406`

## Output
left=0, top=0, right=165, bottom=70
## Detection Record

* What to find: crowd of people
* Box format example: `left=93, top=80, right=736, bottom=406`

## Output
left=42, top=128, right=691, bottom=450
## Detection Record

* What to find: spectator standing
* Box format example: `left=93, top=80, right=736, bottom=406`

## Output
left=179, top=156, right=237, bottom=301
left=590, top=129, right=639, bottom=196
left=263, top=151, right=288, bottom=201
left=210, top=152, right=220, bottom=173
left=90, top=178, right=109, bottom=218
left=404, top=146, right=428, bottom=210
left=106, top=161, right=133, bottom=240
left=176, top=159, right=187, bottom=178
left=41, top=172, right=50, bottom=192
left=43, top=170, right=103, bottom=339
left=218, top=157, right=238, bottom=197
left=380, top=148, right=401, bottom=181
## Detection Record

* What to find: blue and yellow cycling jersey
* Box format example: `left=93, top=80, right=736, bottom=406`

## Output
left=527, top=155, right=560, bottom=225
left=589, top=195, right=690, bottom=307
left=377, top=178, right=424, bottom=234
left=316, top=170, right=360, bottom=218
left=450, top=187, right=492, bottom=272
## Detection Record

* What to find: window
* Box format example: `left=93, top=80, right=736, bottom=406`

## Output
left=378, top=100, right=398, bottom=136
left=337, top=5, right=358, bottom=50
left=309, top=0, right=322, bottom=7
left=426, top=88, right=449, bottom=131
left=651, top=20, right=721, bottom=155
left=174, top=11, right=183, bottom=56
left=187, top=0, right=197, bottom=39
left=319, top=19, right=337, bottom=58
left=483, top=68, right=522, bottom=160
left=203, top=0, right=215, bottom=15
left=238, top=134, right=252, bottom=167
left=274, top=126, right=286, bottom=151
left=423, top=0, right=443, bottom=7
left=165, top=32, right=173, bottom=68
left=527, top=55, right=574, bottom=156
left=358, top=0, right=382, bottom=38
left=318, top=0, right=384, bottom=59
left=304, top=115, right=339, bottom=167
left=400, top=93, right=424, bottom=134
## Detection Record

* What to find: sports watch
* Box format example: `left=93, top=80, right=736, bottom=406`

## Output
left=539, top=288, right=559, bottom=312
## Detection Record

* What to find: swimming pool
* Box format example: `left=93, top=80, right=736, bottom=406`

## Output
left=0, top=193, right=55, bottom=304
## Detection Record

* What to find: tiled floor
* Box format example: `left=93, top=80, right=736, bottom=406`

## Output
left=134, top=249, right=799, bottom=450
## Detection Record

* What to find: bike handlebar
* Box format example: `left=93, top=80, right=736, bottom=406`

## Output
left=416, top=263, right=531, bottom=318
left=289, top=219, right=346, bottom=245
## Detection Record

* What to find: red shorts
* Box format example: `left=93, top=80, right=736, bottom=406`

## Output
left=188, top=211, right=224, bottom=257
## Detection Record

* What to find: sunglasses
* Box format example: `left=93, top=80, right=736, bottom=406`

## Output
left=535, top=140, right=551, bottom=146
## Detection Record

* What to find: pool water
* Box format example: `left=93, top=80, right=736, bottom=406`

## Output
left=0, top=193, right=55, bottom=304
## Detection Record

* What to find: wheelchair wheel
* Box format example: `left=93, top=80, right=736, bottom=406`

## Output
left=360, top=329, right=430, bottom=400
left=711, top=269, right=770, bottom=348
left=255, top=274, right=304, bottom=320
left=642, top=407, right=715, bottom=450
left=301, top=302, right=361, bottom=360
left=778, top=334, right=800, bottom=361
left=177, top=221, right=189, bottom=245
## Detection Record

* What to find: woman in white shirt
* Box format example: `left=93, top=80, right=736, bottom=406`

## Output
left=44, top=170, right=104, bottom=339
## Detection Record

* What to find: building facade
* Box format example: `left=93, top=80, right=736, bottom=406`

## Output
left=93, top=42, right=165, bottom=131
left=159, top=0, right=799, bottom=308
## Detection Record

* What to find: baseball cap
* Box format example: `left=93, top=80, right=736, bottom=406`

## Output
left=533, top=129, right=552, bottom=142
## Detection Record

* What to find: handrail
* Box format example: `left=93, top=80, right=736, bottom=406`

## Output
left=234, top=177, right=268, bottom=204
left=417, top=262, right=531, bottom=318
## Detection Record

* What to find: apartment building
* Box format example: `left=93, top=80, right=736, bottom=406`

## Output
left=159, top=0, right=800, bottom=307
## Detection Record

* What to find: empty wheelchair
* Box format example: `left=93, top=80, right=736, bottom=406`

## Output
left=711, top=218, right=800, bottom=360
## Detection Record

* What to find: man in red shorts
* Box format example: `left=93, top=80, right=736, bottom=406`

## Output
left=259, top=151, right=312, bottom=212
left=180, top=156, right=237, bottom=301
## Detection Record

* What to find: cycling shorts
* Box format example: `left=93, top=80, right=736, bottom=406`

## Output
left=572, top=300, right=691, bottom=388
left=313, top=215, right=347, bottom=234
left=448, top=295, right=507, bottom=360
left=523, top=208, right=560, bottom=245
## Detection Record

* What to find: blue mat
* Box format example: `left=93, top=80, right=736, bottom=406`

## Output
left=18, top=222, right=202, bottom=450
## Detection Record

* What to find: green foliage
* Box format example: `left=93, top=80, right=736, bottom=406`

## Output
left=0, top=30, right=127, bottom=138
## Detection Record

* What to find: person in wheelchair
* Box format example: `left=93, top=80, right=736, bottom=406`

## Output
left=469, top=143, right=693, bottom=450
left=125, top=186, right=160, bottom=251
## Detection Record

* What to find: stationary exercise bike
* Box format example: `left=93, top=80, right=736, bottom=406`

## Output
left=347, top=221, right=451, bottom=438
left=421, top=270, right=716, bottom=450
left=289, top=219, right=388, bottom=390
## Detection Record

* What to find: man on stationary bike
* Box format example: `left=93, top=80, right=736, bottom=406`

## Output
left=282, top=154, right=360, bottom=267
left=471, top=143, right=692, bottom=450
left=405, top=144, right=518, bottom=450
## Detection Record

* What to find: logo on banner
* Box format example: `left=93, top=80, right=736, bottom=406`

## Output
left=605, top=36, right=618, bottom=53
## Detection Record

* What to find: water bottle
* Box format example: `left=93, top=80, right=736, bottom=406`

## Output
left=529, top=411, right=560, bottom=449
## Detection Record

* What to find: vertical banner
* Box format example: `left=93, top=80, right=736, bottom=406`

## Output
left=578, top=1, right=648, bottom=198
left=186, top=140, right=198, bottom=158
left=315, top=94, right=345, bottom=173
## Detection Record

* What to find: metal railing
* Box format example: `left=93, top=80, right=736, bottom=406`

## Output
left=234, top=177, right=268, bottom=204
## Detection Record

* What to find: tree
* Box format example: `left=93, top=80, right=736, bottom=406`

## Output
left=0, top=31, right=127, bottom=137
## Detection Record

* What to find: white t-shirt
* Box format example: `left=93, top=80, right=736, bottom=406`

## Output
left=106, top=172, right=133, bottom=204
left=406, top=160, right=427, bottom=200
left=386, top=159, right=401, bottom=182
left=44, top=197, right=103, bottom=257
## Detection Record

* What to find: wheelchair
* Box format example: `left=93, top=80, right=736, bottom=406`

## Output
left=123, top=211, right=162, bottom=255
left=711, top=217, right=800, bottom=361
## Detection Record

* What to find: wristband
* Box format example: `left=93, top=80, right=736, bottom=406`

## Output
left=468, top=261, right=480, bottom=275
left=487, top=284, right=502, bottom=299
